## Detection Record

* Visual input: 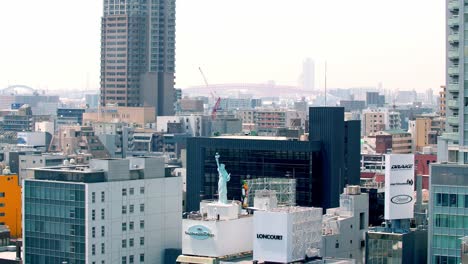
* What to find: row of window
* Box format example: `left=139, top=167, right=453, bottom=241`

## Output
left=91, top=226, right=105, bottom=238
left=122, top=220, right=145, bottom=231
left=122, top=204, right=145, bottom=214
left=435, top=193, right=468, bottom=208
left=91, top=243, right=106, bottom=255
left=122, top=187, right=144, bottom=196
left=122, top=254, right=145, bottom=264
left=91, top=209, right=106, bottom=220
left=91, top=191, right=105, bottom=203
left=121, top=237, right=144, bottom=248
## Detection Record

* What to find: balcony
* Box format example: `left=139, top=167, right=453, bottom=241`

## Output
left=448, top=16, right=459, bottom=27
left=448, top=0, right=459, bottom=11
left=447, top=83, right=459, bottom=92
left=443, top=132, right=459, bottom=141
left=448, top=66, right=459, bottom=76
left=447, top=116, right=459, bottom=125
left=448, top=49, right=459, bottom=60
left=447, top=99, right=459, bottom=108
left=448, top=33, right=460, bottom=43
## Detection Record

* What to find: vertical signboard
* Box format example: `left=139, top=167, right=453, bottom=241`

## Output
left=384, top=154, right=415, bottom=220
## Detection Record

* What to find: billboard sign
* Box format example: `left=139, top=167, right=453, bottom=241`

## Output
left=11, top=103, right=24, bottom=110
left=384, top=154, right=415, bottom=220
left=184, top=225, right=214, bottom=240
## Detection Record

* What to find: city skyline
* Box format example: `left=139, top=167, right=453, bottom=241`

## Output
left=0, top=0, right=444, bottom=92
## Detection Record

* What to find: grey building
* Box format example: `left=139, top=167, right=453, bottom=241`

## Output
left=366, top=92, right=385, bottom=107
left=322, top=186, right=368, bottom=262
left=100, top=0, right=176, bottom=116
left=366, top=228, right=427, bottom=264
left=339, top=100, right=366, bottom=112
left=428, top=163, right=468, bottom=264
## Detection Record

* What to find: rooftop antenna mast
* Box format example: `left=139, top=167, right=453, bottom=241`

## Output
left=324, top=61, right=327, bottom=106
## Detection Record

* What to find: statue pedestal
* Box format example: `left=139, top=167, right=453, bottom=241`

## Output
left=205, top=202, right=240, bottom=221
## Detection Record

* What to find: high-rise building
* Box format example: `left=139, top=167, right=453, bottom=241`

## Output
left=23, top=157, right=182, bottom=264
left=428, top=163, right=468, bottom=264
left=100, top=0, right=176, bottom=116
left=439, top=0, right=466, bottom=162
left=302, top=58, right=315, bottom=90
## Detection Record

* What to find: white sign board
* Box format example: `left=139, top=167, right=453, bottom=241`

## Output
left=384, top=154, right=415, bottom=220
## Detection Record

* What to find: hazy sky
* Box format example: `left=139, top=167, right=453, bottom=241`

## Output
left=0, top=0, right=444, bottom=92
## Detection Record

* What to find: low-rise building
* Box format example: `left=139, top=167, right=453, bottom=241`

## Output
left=0, top=170, right=21, bottom=238
left=23, top=157, right=182, bottom=264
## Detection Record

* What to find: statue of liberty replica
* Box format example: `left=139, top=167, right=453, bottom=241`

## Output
left=215, top=152, right=230, bottom=204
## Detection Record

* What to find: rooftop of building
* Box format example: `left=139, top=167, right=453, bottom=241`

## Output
left=215, top=135, right=290, bottom=141
left=382, top=129, right=410, bottom=135
left=28, top=157, right=171, bottom=183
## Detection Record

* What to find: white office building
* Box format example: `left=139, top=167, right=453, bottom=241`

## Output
left=23, top=157, right=182, bottom=264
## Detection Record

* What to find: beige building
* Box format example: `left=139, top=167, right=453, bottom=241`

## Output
left=83, top=106, right=156, bottom=127
left=439, top=85, right=446, bottom=117
left=362, top=109, right=401, bottom=136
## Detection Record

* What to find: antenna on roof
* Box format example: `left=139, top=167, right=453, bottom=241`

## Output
left=324, top=61, right=327, bottom=107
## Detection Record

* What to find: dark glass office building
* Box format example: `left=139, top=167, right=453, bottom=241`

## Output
left=186, top=107, right=360, bottom=211
left=24, top=181, right=86, bottom=264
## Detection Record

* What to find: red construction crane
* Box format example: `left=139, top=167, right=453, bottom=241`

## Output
left=198, top=67, right=221, bottom=120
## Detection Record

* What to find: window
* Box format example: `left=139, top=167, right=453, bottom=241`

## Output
left=335, top=240, right=339, bottom=248
left=121, top=256, right=127, bottom=264
left=449, top=194, right=457, bottom=207
left=140, top=204, right=145, bottom=212
left=129, top=255, right=134, bottom=264
left=101, top=191, right=105, bottom=202
left=140, top=220, right=145, bottom=229
left=92, top=227, right=96, bottom=238
left=140, top=237, right=144, bottom=246
left=140, top=254, right=144, bottom=262
left=122, top=188, right=127, bottom=196
left=465, top=195, right=468, bottom=208
left=122, top=222, right=127, bottom=231
left=129, top=238, right=134, bottom=247
left=0, top=192, right=5, bottom=197
left=92, top=209, right=96, bottom=220
left=359, top=213, right=365, bottom=230
left=129, top=188, right=134, bottom=195
left=140, top=187, right=145, bottom=194
left=0, top=203, right=4, bottom=207
left=101, top=243, right=105, bottom=254
left=92, top=192, right=96, bottom=203
left=101, top=226, right=105, bottom=237
left=122, top=239, right=127, bottom=248
left=129, top=205, right=134, bottom=213
left=92, top=244, right=96, bottom=255
left=122, top=206, right=127, bottom=214
left=101, top=209, right=105, bottom=220
left=129, top=221, right=134, bottom=230
left=0, top=213, right=4, bottom=217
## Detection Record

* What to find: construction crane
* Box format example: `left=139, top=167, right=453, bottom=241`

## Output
left=198, top=67, right=221, bottom=120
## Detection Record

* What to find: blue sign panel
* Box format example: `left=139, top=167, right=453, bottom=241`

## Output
left=184, top=225, right=214, bottom=240
left=11, top=103, right=24, bottom=110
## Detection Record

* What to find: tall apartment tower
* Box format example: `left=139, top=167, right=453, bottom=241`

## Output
left=302, top=58, right=315, bottom=90
left=100, top=0, right=176, bottom=116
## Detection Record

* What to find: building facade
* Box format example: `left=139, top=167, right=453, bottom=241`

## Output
left=0, top=173, right=21, bottom=238
left=428, top=163, right=468, bottom=264
left=23, top=157, right=182, bottom=264
left=100, top=0, right=176, bottom=115
left=186, top=107, right=361, bottom=212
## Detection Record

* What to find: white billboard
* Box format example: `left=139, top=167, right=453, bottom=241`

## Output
left=384, top=154, right=415, bottom=220
left=17, top=132, right=46, bottom=146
